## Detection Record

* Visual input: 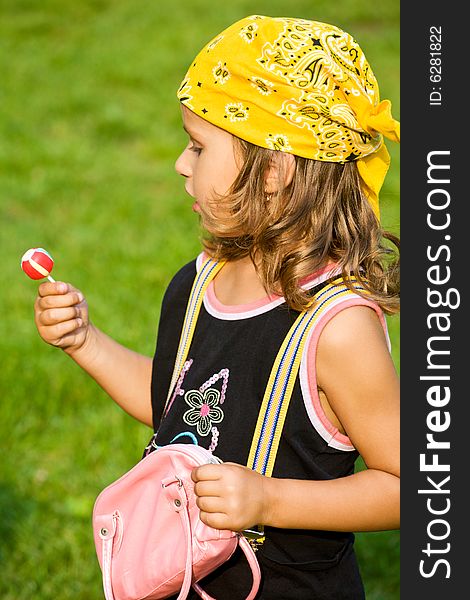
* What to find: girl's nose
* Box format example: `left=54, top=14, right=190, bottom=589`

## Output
left=175, top=148, right=191, bottom=178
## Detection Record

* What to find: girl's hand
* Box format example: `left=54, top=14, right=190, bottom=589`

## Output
left=34, top=281, right=90, bottom=356
left=192, top=462, right=268, bottom=532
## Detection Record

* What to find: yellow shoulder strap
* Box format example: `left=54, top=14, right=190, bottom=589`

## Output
left=247, top=277, right=366, bottom=477
left=162, top=257, right=225, bottom=418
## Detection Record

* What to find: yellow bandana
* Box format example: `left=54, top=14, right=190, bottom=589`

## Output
left=177, top=15, right=400, bottom=218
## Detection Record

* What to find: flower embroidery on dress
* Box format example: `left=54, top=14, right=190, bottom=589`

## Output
left=183, top=388, right=224, bottom=436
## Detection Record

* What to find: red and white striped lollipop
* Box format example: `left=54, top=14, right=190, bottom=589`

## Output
left=21, top=248, right=55, bottom=282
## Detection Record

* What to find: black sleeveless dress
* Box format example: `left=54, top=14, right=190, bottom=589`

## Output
left=148, top=258, right=367, bottom=599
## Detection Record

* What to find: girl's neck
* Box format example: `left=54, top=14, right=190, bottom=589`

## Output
left=213, top=256, right=269, bottom=306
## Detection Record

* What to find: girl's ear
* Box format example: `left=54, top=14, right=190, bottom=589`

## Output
left=264, top=152, right=296, bottom=194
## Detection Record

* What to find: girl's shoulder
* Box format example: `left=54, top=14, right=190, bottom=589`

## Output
left=165, top=250, right=217, bottom=296
left=164, top=257, right=198, bottom=297
left=160, top=257, right=198, bottom=320
left=304, top=278, right=392, bottom=375
left=318, top=303, right=388, bottom=348
left=311, top=277, right=390, bottom=349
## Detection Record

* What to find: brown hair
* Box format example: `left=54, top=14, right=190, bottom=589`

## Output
left=202, top=138, right=400, bottom=315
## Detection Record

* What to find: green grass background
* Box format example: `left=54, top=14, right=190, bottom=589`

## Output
left=0, top=1, right=400, bottom=598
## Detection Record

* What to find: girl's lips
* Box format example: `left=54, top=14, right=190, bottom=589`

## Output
left=192, top=201, right=200, bottom=213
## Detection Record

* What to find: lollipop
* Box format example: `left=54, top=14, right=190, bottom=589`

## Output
left=21, top=248, right=55, bottom=282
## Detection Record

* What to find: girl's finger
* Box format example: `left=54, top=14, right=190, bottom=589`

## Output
left=196, top=496, right=226, bottom=514
left=193, top=480, right=221, bottom=498
left=191, top=464, right=223, bottom=482
left=58, top=324, right=87, bottom=346
left=42, top=317, right=83, bottom=341
left=38, top=306, right=80, bottom=326
left=199, top=511, right=227, bottom=530
left=38, top=281, right=69, bottom=297
left=36, top=291, right=84, bottom=310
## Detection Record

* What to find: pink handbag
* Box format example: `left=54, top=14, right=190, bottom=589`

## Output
left=92, top=443, right=261, bottom=600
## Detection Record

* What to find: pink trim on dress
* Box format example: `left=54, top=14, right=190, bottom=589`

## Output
left=301, top=298, right=390, bottom=450
left=205, top=281, right=279, bottom=314
left=199, top=250, right=340, bottom=319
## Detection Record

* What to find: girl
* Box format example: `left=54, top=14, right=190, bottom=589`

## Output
left=33, top=15, right=400, bottom=600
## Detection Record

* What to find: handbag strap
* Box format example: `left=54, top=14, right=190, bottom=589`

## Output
left=192, top=536, right=261, bottom=600
left=162, top=257, right=225, bottom=419
left=162, top=478, right=203, bottom=600
left=243, top=277, right=366, bottom=547
left=99, top=513, right=120, bottom=600
left=247, top=277, right=365, bottom=478
left=162, top=477, right=261, bottom=600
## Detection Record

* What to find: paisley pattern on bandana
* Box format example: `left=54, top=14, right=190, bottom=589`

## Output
left=176, top=14, right=399, bottom=218
left=239, top=22, right=258, bottom=43
left=212, top=61, right=231, bottom=84
left=177, top=77, right=194, bottom=110
left=225, top=102, right=249, bottom=122
left=257, top=21, right=382, bottom=161
left=250, top=76, right=275, bottom=96
left=266, top=133, right=292, bottom=152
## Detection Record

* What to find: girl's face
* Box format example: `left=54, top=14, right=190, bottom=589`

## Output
left=175, top=105, right=240, bottom=225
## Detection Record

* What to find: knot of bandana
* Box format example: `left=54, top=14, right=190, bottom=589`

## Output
left=177, top=15, right=399, bottom=218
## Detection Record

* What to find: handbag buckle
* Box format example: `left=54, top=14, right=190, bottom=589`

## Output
left=161, top=476, right=183, bottom=488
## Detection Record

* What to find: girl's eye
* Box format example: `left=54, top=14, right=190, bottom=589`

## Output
left=189, top=144, right=202, bottom=155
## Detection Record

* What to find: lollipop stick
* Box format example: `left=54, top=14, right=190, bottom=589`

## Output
left=47, top=275, right=56, bottom=283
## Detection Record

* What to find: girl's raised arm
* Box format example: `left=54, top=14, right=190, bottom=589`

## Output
left=35, top=281, right=153, bottom=427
